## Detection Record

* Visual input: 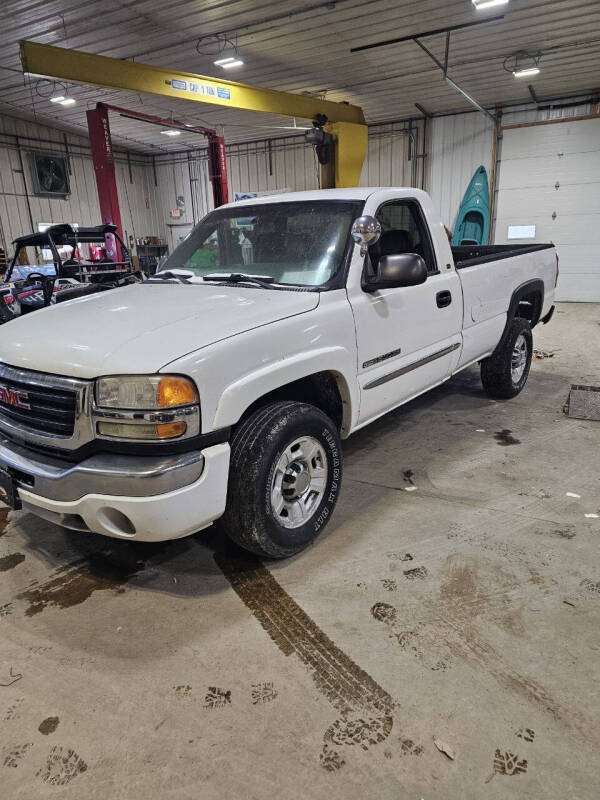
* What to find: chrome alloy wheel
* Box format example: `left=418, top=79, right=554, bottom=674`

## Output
left=270, top=436, right=328, bottom=529
left=511, top=333, right=528, bottom=383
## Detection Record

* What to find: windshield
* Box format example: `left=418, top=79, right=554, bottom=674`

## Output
left=160, top=200, right=363, bottom=287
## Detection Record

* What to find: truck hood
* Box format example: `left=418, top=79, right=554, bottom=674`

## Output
left=0, top=283, right=319, bottom=379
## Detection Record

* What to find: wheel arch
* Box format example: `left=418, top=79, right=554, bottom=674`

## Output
left=498, top=279, right=544, bottom=350
left=510, top=279, right=544, bottom=325
left=214, top=361, right=356, bottom=437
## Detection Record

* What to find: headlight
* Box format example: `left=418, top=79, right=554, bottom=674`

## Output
left=96, top=375, right=198, bottom=409
left=94, top=375, right=200, bottom=441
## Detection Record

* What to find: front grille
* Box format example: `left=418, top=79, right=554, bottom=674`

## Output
left=0, top=374, right=77, bottom=437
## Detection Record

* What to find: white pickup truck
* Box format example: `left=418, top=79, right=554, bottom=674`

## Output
left=0, top=188, right=557, bottom=557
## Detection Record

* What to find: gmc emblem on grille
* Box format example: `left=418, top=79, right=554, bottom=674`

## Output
left=0, top=384, right=31, bottom=410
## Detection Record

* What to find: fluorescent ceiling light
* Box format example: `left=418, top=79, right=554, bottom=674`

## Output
left=161, top=129, right=181, bottom=136
left=214, top=47, right=243, bottom=68
left=513, top=66, right=540, bottom=77
left=59, top=97, right=76, bottom=106
left=50, top=95, right=65, bottom=103
left=472, top=0, right=509, bottom=9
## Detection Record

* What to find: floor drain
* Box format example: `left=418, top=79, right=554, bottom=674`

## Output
left=564, top=385, right=600, bottom=421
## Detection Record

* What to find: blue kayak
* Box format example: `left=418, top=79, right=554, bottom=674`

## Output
left=452, top=165, right=490, bottom=246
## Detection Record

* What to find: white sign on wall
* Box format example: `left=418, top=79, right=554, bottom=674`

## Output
left=507, top=225, right=536, bottom=240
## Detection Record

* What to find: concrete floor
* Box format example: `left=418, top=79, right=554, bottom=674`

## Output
left=1, top=302, right=599, bottom=799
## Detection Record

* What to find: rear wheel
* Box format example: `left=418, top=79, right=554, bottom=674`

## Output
left=220, top=401, right=342, bottom=558
left=481, top=316, right=532, bottom=399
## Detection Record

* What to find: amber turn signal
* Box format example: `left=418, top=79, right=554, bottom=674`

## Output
left=156, top=421, right=187, bottom=439
left=157, top=377, right=198, bottom=407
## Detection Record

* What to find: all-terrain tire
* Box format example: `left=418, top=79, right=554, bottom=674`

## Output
left=481, top=316, right=533, bottom=399
left=219, top=401, right=343, bottom=558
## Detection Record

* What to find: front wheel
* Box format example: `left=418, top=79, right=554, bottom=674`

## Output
left=481, top=316, right=533, bottom=399
left=220, top=401, right=343, bottom=558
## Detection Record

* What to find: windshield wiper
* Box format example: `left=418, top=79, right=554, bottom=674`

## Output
left=148, top=270, right=192, bottom=284
left=203, top=273, right=277, bottom=289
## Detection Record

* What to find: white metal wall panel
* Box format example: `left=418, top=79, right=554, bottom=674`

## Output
left=142, top=138, right=318, bottom=244
left=495, top=117, right=600, bottom=301
left=226, top=137, right=319, bottom=199
left=0, top=114, right=157, bottom=254
left=150, top=127, right=417, bottom=244
left=149, top=159, right=196, bottom=244
left=427, top=113, right=494, bottom=230
left=359, top=124, right=412, bottom=187
left=3, top=101, right=596, bottom=303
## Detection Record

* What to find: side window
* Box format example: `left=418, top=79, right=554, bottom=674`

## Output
left=372, top=201, right=437, bottom=274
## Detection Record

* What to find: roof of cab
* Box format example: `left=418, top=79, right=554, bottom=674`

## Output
left=221, top=188, right=416, bottom=208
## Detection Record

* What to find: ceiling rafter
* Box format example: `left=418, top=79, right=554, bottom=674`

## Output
left=0, top=0, right=597, bottom=151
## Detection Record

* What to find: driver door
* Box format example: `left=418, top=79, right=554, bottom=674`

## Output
left=347, top=195, right=462, bottom=426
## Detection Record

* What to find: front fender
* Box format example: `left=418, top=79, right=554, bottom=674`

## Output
left=163, top=290, right=359, bottom=437
left=213, top=346, right=358, bottom=435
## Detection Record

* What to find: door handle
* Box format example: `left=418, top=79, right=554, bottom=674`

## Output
left=436, top=290, right=452, bottom=308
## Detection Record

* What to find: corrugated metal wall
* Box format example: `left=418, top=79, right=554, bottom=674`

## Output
left=144, top=138, right=321, bottom=246
left=0, top=121, right=326, bottom=253
left=427, top=113, right=495, bottom=230
left=0, top=114, right=157, bottom=254
left=425, top=102, right=593, bottom=236
left=0, top=116, right=98, bottom=252
left=0, top=104, right=593, bottom=259
left=359, top=122, right=421, bottom=187
left=227, top=136, right=319, bottom=196
left=148, top=121, right=423, bottom=244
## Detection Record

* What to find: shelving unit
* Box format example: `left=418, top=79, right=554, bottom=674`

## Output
left=0, top=250, right=8, bottom=280
left=136, top=243, right=168, bottom=274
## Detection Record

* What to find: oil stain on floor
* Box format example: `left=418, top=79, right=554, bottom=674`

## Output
left=0, top=552, right=25, bottom=572
left=494, top=429, right=521, bottom=446
left=215, top=548, right=400, bottom=771
left=38, top=716, right=60, bottom=735
left=16, top=550, right=147, bottom=617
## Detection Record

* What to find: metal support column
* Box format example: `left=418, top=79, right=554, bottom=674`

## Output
left=86, top=106, right=123, bottom=261
left=207, top=135, right=229, bottom=208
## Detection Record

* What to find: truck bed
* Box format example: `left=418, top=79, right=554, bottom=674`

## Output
left=452, top=243, right=554, bottom=269
left=453, top=242, right=557, bottom=372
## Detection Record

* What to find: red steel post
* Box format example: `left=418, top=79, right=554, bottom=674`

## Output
left=86, top=106, right=123, bottom=260
left=208, top=134, right=229, bottom=208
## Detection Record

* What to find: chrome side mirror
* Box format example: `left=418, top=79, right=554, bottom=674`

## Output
left=351, top=216, right=381, bottom=256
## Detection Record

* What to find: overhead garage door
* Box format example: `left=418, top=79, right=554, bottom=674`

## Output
left=494, top=117, right=600, bottom=301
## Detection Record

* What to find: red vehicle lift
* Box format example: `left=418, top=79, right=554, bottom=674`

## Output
left=86, top=102, right=229, bottom=254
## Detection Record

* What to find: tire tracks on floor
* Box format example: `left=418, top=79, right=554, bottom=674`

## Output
left=215, top=549, right=398, bottom=771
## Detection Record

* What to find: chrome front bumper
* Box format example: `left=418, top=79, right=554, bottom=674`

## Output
left=0, top=435, right=231, bottom=542
left=0, top=435, right=204, bottom=502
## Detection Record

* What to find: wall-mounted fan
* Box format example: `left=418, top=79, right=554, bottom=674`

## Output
left=29, top=152, right=70, bottom=197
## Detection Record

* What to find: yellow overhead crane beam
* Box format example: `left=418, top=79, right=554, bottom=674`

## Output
left=19, top=40, right=368, bottom=188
